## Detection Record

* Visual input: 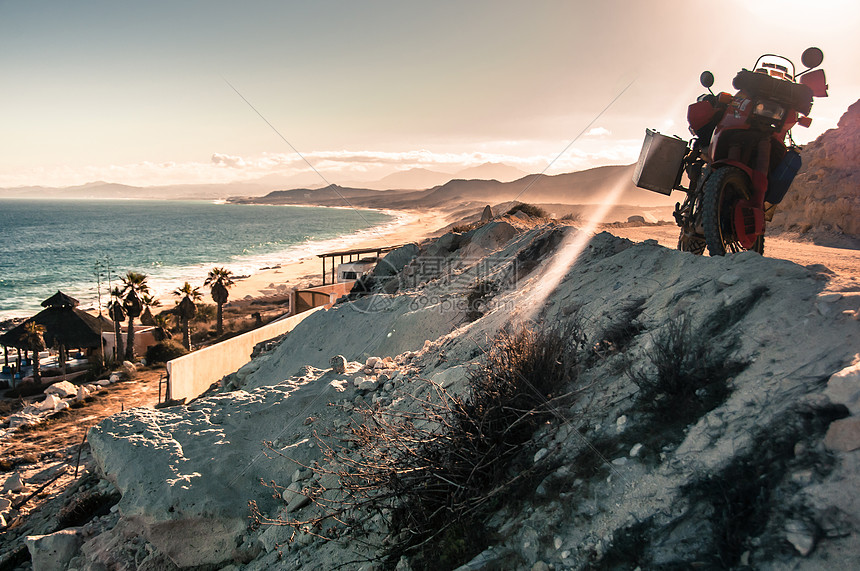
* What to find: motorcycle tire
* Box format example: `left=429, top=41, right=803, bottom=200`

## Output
left=677, top=229, right=706, bottom=255
left=702, top=166, right=765, bottom=256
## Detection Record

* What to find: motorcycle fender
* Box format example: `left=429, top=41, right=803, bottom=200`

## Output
left=734, top=201, right=765, bottom=249
left=688, top=100, right=717, bottom=131
left=711, top=159, right=767, bottom=202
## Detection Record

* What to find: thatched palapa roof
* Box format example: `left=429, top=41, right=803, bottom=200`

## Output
left=0, top=291, right=113, bottom=350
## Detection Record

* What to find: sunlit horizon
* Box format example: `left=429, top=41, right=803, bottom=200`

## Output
left=1, top=0, right=857, bottom=191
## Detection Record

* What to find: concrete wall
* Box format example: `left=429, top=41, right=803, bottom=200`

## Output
left=166, top=307, right=322, bottom=402
left=289, top=282, right=354, bottom=315
left=102, top=326, right=158, bottom=361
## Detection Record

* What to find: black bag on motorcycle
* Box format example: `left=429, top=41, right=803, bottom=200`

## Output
left=766, top=148, right=802, bottom=204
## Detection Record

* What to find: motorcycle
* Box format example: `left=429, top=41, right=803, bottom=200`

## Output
left=633, top=47, right=829, bottom=256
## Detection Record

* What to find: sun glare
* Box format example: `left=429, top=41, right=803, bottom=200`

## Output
left=519, top=178, right=629, bottom=323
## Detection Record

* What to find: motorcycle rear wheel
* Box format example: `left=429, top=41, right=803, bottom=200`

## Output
left=677, top=229, right=706, bottom=255
left=702, top=167, right=765, bottom=256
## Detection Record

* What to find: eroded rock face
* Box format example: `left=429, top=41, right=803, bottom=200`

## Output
left=771, top=98, right=860, bottom=237
left=82, top=224, right=860, bottom=570
left=88, top=375, right=333, bottom=567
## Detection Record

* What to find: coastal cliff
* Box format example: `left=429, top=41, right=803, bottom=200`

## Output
left=15, top=213, right=859, bottom=570
left=771, top=98, right=860, bottom=240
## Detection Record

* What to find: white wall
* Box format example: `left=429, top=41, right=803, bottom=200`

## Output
left=166, top=308, right=322, bottom=402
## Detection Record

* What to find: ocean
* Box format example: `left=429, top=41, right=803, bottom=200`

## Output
left=0, top=198, right=396, bottom=321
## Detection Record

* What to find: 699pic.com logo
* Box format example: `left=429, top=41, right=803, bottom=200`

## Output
left=346, top=255, right=516, bottom=316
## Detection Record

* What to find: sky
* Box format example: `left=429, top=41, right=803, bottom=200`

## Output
left=1, top=0, right=858, bottom=189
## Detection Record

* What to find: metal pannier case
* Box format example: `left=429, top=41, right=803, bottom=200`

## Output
left=632, top=129, right=688, bottom=196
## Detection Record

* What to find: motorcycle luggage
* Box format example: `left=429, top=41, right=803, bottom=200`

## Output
left=633, top=129, right=688, bottom=195
left=766, top=148, right=802, bottom=204
left=733, top=70, right=813, bottom=116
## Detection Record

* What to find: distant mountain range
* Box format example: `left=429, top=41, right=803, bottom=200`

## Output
left=235, top=164, right=675, bottom=211
left=0, top=162, right=529, bottom=199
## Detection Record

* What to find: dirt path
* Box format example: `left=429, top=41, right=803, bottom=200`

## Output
left=0, top=368, right=165, bottom=529
left=605, top=225, right=860, bottom=295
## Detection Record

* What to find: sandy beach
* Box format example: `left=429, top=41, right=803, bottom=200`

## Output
left=209, top=208, right=451, bottom=302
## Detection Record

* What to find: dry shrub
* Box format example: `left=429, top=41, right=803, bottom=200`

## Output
left=259, top=323, right=585, bottom=569
left=628, top=313, right=746, bottom=434
left=145, top=340, right=188, bottom=364
left=506, top=203, right=548, bottom=218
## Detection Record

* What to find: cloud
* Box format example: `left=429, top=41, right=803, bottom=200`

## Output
left=211, top=153, right=247, bottom=168
left=585, top=127, right=611, bottom=137
left=0, top=143, right=642, bottom=189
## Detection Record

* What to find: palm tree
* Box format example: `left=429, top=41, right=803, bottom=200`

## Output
left=19, top=322, right=46, bottom=384
left=139, top=294, right=161, bottom=326
left=120, top=271, right=150, bottom=361
left=107, top=287, right=126, bottom=362
left=204, top=267, right=235, bottom=337
left=173, top=282, right=202, bottom=350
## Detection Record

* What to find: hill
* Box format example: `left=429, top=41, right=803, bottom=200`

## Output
left=771, top=98, right=860, bottom=240
left=9, top=218, right=858, bottom=569
left=240, top=164, right=676, bottom=212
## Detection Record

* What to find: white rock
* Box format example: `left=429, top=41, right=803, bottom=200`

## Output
left=819, top=293, right=843, bottom=303
left=3, top=473, right=24, bottom=493
left=615, top=415, right=628, bottom=433
left=97, top=379, right=112, bottom=386
left=44, top=381, right=77, bottom=398
left=611, top=457, right=628, bottom=466
left=785, top=519, right=815, bottom=556
left=357, top=378, right=379, bottom=391
left=365, top=356, right=380, bottom=368
left=533, top=448, right=549, bottom=463
left=824, top=417, right=860, bottom=452
left=8, top=412, right=41, bottom=430
left=38, top=394, right=62, bottom=412
left=823, top=359, right=860, bottom=414
left=629, top=443, right=643, bottom=457
left=108, top=373, right=121, bottom=383
left=287, top=489, right=312, bottom=512
left=717, top=272, right=741, bottom=286
left=329, top=379, right=349, bottom=392
left=25, top=528, right=84, bottom=571
left=76, top=385, right=91, bottom=401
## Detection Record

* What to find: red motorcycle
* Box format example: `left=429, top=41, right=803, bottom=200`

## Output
left=634, top=48, right=829, bottom=256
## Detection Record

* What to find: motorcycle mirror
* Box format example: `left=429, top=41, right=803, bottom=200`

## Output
left=700, top=71, right=715, bottom=89
left=801, top=47, right=824, bottom=69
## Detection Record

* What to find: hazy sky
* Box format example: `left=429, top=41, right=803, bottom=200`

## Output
left=1, top=0, right=858, bottom=188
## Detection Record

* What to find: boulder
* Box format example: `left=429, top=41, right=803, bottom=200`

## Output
left=823, top=359, right=860, bottom=414
left=25, top=528, right=84, bottom=571
left=480, top=204, right=493, bottom=222
left=121, top=360, right=137, bottom=379
left=38, top=393, right=63, bottom=412
left=824, top=416, right=860, bottom=452
left=45, top=380, right=77, bottom=398
left=330, top=355, right=347, bottom=374
left=76, top=384, right=91, bottom=401
left=373, top=243, right=419, bottom=277
left=2, top=472, right=24, bottom=493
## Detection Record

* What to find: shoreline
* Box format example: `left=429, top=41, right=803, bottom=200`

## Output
left=0, top=207, right=451, bottom=324
left=216, top=208, right=450, bottom=302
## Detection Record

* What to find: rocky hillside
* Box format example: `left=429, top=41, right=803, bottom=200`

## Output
left=771, top=98, right=860, bottom=239
left=4, top=218, right=859, bottom=570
